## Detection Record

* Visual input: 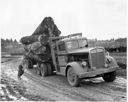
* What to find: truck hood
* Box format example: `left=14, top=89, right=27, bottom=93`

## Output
left=67, top=47, right=104, bottom=54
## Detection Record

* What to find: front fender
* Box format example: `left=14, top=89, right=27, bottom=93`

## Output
left=66, top=62, right=84, bottom=76
left=106, top=55, right=118, bottom=68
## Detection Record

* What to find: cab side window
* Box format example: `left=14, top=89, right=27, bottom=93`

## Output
left=58, top=43, right=65, bottom=51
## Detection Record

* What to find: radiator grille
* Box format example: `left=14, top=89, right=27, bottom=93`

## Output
left=90, top=49, right=105, bottom=68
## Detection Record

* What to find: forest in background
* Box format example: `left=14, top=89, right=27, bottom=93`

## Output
left=1, top=37, right=127, bottom=55
left=88, top=38, right=127, bottom=52
left=1, top=38, right=24, bottom=55
left=1, top=37, right=127, bottom=69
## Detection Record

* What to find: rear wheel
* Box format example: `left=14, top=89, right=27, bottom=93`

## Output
left=28, top=59, right=33, bottom=69
left=47, top=63, right=52, bottom=75
left=23, top=59, right=33, bottom=69
left=102, top=71, right=116, bottom=82
left=40, top=63, right=48, bottom=77
left=67, top=67, right=80, bottom=87
left=36, top=63, right=41, bottom=75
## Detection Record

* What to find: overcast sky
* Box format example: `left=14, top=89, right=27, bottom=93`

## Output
left=0, top=0, right=127, bottom=41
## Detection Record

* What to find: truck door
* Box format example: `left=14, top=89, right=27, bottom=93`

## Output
left=57, top=42, right=67, bottom=68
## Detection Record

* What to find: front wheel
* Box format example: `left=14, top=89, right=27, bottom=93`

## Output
left=102, top=71, right=116, bottom=82
left=67, top=67, right=80, bottom=87
left=47, top=63, right=52, bottom=75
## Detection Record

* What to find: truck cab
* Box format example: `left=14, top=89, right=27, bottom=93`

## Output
left=41, top=33, right=118, bottom=87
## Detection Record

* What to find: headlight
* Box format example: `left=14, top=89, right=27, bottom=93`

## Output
left=81, top=61, right=87, bottom=67
left=106, top=58, right=112, bottom=64
left=105, top=63, right=108, bottom=68
left=105, top=57, right=112, bottom=67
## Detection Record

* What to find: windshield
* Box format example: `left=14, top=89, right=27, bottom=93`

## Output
left=78, top=39, right=88, bottom=48
left=66, top=40, right=79, bottom=49
left=66, top=39, right=87, bottom=49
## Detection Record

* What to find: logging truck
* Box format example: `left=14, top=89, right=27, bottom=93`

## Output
left=24, top=33, right=118, bottom=87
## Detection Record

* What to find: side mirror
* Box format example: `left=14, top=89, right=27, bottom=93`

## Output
left=85, top=44, right=88, bottom=47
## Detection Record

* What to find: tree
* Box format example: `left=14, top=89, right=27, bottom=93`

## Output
left=10, top=38, right=13, bottom=43
left=14, top=39, right=17, bottom=43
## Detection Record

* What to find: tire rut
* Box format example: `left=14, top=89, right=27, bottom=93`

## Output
left=24, top=71, right=96, bottom=101
left=80, top=80, right=126, bottom=98
left=25, top=69, right=126, bottom=101
left=2, top=58, right=126, bottom=101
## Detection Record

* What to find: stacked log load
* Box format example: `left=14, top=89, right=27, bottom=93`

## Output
left=20, top=17, right=61, bottom=64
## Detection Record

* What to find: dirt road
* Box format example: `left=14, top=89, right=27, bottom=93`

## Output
left=1, top=56, right=126, bottom=101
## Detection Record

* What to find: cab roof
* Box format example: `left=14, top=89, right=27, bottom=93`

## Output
left=57, top=37, right=87, bottom=43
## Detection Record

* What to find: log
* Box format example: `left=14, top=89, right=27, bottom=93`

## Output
left=20, top=17, right=61, bottom=45
left=24, top=41, right=46, bottom=55
left=25, top=51, right=50, bottom=63
left=20, top=17, right=61, bottom=64
left=20, top=35, right=39, bottom=45
left=23, top=41, right=51, bottom=63
left=32, top=17, right=61, bottom=37
left=20, top=33, right=50, bottom=45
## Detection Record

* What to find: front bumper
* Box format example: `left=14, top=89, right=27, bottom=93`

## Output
left=78, top=66, right=118, bottom=78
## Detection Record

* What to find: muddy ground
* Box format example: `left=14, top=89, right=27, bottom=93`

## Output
left=0, top=56, right=127, bottom=101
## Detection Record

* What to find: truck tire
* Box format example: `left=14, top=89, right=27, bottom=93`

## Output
left=102, top=71, right=116, bottom=82
left=28, top=59, right=33, bottom=69
left=67, top=67, right=80, bottom=87
left=23, top=59, right=33, bottom=69
left=47, top=63, right=52, bottom=75
left=36, top=63, right=41, bottom=75
left=40, top=63, right=48, bottom=77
